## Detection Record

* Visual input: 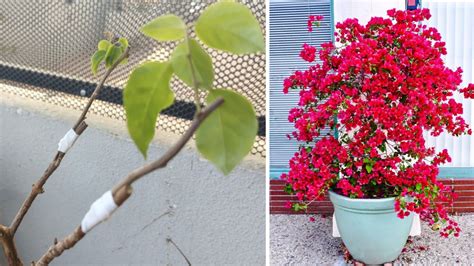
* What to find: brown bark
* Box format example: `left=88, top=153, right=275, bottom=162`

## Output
left=0, top=47, right=130, bottom=265
left=35, top=227, right=84, bottom=265
left=34, top=97, right=224, bottom=265
left=9, top=47, right=129, bottom=236
left=0, top=225, right=22, bottom=266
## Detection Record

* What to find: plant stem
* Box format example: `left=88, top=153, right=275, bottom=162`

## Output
left=0, top=225, right=22, bottom=266
left=9, top=47, right=129, bottom=237
left=0, top=47, right=130, bottom=265
left=184, top=35, right=202, bottom=115
left=73, top=46, right=130, bottom=131
left=34, top=98, right=224, bottom=265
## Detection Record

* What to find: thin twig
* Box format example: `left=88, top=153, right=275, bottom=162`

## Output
left=110, top=98, right=224, bottom=201
left=34, top=98, right=224, bottom=265
left=73, top=46, right=130, bottom=131
left=167, top=238, right=192, bottom=266
left=8, top=47, right=130, bottom=237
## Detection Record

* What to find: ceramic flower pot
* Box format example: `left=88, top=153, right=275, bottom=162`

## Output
left=329, top=190, right=414, bottom=264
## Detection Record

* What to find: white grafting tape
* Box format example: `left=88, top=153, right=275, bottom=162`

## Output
left=57, top=129, right=79, bottom=153
left=332, top=213, right=421, bottom=237
left=81, top=190, right=118, bottom=233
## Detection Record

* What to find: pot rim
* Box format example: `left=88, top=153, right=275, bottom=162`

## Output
left=329, top=190, right=398, bottom=212
left=328, top=190, right=396, bottom=203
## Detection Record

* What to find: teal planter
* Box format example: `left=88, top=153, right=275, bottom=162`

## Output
left=329, top=191, right=413, bottom=264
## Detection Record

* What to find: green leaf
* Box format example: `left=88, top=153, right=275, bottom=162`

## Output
left=284, top=184, right=295, bottom=195
left=195, top=1, right=264, bottom=54
left=141, top=14, right=186, bottom=41
left=365, top=164, right=373, bottom=173
left=293, top=203, right=307, bottom=212
left=124, top=61, right=174, bottom=157
left=117, top=37, right=129, bottom=65
left=98, top=40, right=112, bottom=51
left=118, top=37, right=128, bottom=50
left=91, top=50, right=106, bottom=75
left=171, top=39, right=214, bottom=89
left=196, top=89, right=257, bottom=174
left=415, top=183, right=422, bottom=192
left=105, top=45, right=123, bottom=68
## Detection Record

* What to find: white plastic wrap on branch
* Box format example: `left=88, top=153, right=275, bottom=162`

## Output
left=57, top=129, right=79, bottom=153
left=81, top=191, right=118, bottom=233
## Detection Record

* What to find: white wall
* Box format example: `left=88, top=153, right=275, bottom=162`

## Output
left=423, top=0, right=473, bottom=167
left=334, top=0, right=404, bottom=25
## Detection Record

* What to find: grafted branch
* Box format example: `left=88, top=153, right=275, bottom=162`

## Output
left=34, top=98, right=224, bottom=265
left=8, top=47, right=130, bottom=236
left=0, top=47, right=130, bottom=266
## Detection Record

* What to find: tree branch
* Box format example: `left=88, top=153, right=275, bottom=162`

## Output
left=8, top=47, right=130, bottom=237
left=73, top=47, right=130, bottom=131
left=0, top=225, right=22, bottom=266
left=34, top=98, right=224, bottom=265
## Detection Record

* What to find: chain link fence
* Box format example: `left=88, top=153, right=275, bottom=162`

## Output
left=0, top=0, right=266, bottom=157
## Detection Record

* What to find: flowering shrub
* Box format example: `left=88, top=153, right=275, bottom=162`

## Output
left=282, top=9, right=473, bottom=237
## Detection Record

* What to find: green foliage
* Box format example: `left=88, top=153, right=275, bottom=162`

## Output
left=292, top=203, right=307, bottom=212
left=105, top=45, right=123, bottom=68
left=91, top=50, right=106, bottom=75
left=284, top=184, right=295, bottom=195
left=365, top=164, right=373, bottom=174
left=171, top=39, right=214, bottom=89
left=118, top=2, right=261, bottom=174
left=140, top=14, right=186, bottom=41
left=90, top=37, right=128, bottom=75
left=195, top=1, right=264, bottom=54
left=363, top=157, right=375, bottom=173
left=123, top=62, right=174, bottom=158
left=98, top=40, right=112, bottom=51
left=195, top=89, right=257, bottom=174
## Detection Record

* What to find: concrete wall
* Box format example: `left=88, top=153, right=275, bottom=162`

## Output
left=0, top=91, right=265, bottom=264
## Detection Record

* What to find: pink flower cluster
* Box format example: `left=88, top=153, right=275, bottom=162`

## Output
left=282, top=9, right=473, bottom=237
left=308, top=15, right=324, bottom=32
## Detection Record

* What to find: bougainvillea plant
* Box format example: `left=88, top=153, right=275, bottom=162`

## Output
left=282, top=8, right=474, bottom=237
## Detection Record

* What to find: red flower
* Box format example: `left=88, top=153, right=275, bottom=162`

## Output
left=300, top=43, right=317, bottom=62
left=460, top=84, right=474, bottom=99
left=308, top=15, right=324, bottom=32
left=282, top=8, right=470, bottom=238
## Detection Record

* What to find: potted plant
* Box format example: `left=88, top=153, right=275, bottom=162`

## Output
left=282, top=9, right=474, bottom=264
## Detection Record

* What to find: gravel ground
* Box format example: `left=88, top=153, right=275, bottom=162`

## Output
left=270, top=214, right=474, bottom=265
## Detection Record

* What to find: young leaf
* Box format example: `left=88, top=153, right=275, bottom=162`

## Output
left=171, top=39, right=214, bottom=89
left=141, top=14, right=186, bottom=42
left=196, top=89, right=257, bottom=174
left=365, top=164, right=373, bottom=174
left=105, top=45, right=123, bottom=68
left=118, top=37, right=129, bottom=65
left=118, top=37, right=129, bottom=50
left=91, top=50, right=106, bottom=75
left=124, top=61, right=174, bottom=158
left=195, top=1, right=264, bottom=54
left=98, top=40, right=112, bottom=51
